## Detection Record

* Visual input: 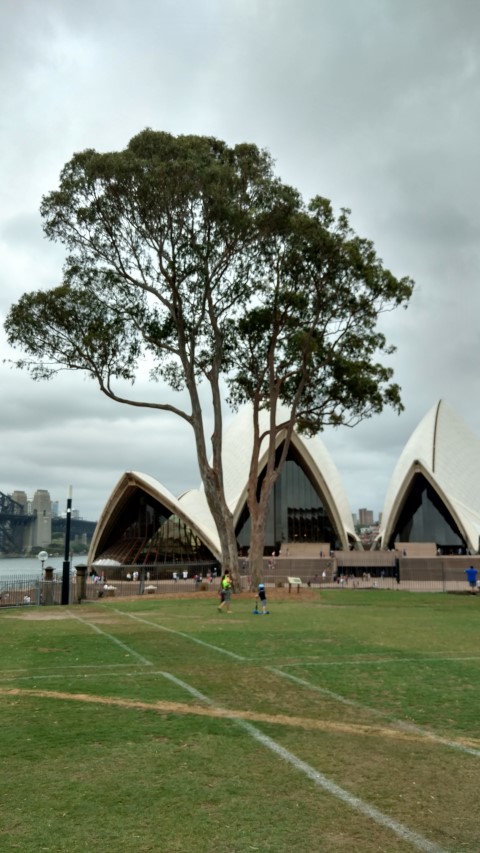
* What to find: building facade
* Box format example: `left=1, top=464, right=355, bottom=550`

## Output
left=88, top=399, right=480, bottom=566
left=89, top=406, right=359, bottom=565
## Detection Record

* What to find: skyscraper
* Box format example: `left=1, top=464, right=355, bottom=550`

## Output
left=358, top=508, right=374, bottom=526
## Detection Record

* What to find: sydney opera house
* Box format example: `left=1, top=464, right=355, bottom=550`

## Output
left=377, top=400, right=480, bottom=554
left=88, top=400, right=480, bottom=566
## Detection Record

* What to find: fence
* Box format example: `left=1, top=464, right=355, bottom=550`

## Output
left=1, top=555, right=479, bottom=606
left=256, top=555, right=480, bottom=593
left=0, top=575, right=76, bottom=608
left=0, top=564, right=222, bottom=607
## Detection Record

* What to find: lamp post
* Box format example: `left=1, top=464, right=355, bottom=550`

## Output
left=61, top=486, right=72, bottom=605
left=37, top=550, right=48, bottom=575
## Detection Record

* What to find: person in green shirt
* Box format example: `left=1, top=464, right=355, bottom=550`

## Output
left=218, top=569, right=233, bottom=613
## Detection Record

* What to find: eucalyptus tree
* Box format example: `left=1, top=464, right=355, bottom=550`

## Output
left=5, top=129, right=276, bottom=576
left=5, top=129, right=413, bottom=586
left=228, top=191, right=414, bottom=583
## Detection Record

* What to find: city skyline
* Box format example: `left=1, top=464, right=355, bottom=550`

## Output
left=3, top=484, right=381, bottom=528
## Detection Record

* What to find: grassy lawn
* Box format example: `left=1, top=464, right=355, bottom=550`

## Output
left=0, top=588, right=479, bottom=852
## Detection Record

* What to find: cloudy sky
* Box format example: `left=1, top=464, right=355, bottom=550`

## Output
left=1, top=0, right=479, bottom=523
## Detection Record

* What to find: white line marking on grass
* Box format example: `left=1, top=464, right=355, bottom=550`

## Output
left=277, top=656, right=480, bottom=667
left=111, top=609, right=245, bottom=661
left=160, top=671, right=450, bottom=853
left=270, top=668, right=480, bottom=759
left=249, top=653, right=480, bottom=664
left=68, top=613, right=153, bottom=667
left=0, top=668, right=29, bottom=674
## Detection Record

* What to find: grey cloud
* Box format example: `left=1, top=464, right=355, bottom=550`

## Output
left=2, top=0, right=480, bottom=525
left=1, top=401, right=200, bottom=520
left=1, top=213, right=45, bottom=248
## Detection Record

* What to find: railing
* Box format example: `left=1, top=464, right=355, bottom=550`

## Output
left=0, top=575, right=75, bottom=607
left=1, top=556, right=479, bottom=606
left=82, top=562, right=220, bottom=600
left=0, top=566, right=221, bottom=606
left=242, top=556, right=480, bottom=594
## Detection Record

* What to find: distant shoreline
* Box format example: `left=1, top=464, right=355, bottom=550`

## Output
left=0, top=554, right=88, bottom=559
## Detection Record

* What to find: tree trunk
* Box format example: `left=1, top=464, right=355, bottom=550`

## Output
left=225, top=517, right=240, bottom=589
left=199, top=467, right=239, bottom=584
left=185, top=368, right=240, bottom=584
left=249, top=517, right=266, bottom=589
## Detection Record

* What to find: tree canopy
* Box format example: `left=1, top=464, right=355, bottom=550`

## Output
left=225, top=191, right=413, bottom=575
left=4, top=129, right=414, bottom=580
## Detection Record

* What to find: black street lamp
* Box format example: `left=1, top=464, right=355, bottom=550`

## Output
left=61, top=486, right=72, bottom=605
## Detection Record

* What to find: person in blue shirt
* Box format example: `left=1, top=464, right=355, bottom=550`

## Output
left=258, top=583, right=269, bottom=614
left=465, top=566, right=478, bottom=594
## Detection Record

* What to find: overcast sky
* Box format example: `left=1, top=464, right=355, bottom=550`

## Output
left=1, top=0, right=480, bottom=523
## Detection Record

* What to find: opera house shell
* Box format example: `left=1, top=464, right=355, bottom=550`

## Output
left=89, top=406, right=359, bottom=566
left=378, top=400, right=480, bottom=554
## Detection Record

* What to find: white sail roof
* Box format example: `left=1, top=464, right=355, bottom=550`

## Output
left=379, top=400, right=480, bottom=551
left=89, top=470, right=221, bottom=561
left=195, top=405, right=356, bottom=547
left=89, top=405, right=358, bottom=562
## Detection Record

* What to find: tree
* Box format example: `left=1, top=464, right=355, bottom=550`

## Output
left=4, top=129, right=413, bottom=586
left=5, top=130, right=276, bottom=579
left=227, top=192, right=413, bottom=583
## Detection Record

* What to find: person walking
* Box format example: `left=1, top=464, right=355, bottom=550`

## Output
left=218, top=569, right=233, bottom=613
left=465, top=566, right=478, bottom=594
left=257, top=583, right=269, bottom=614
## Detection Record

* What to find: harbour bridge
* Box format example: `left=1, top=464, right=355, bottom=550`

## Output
left=0, top=492, right=32, bottom=554
left=0, top=492, right=97, bottom=555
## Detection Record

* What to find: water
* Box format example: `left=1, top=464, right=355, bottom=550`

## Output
left=0, top=556, right=88, bottom=579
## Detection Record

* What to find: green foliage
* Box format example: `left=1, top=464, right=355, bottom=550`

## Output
left=3, top=128, right=414, bottom=569
left=5, top=129, right=412, bottom=429
left=6, top=131, right=275, bottom=398
left=228, top=194, right=414, bottom=433
left=5, top=283, right=141, bottom=385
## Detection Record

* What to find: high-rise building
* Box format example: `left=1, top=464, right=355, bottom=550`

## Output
left=358, top=508, right=374, bottom=527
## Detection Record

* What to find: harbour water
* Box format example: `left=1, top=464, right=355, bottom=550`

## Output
left=0, top=556, right=88, bottom=578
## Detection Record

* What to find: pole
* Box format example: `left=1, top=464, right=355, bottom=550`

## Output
left=61, top=486, right=72, bottom=605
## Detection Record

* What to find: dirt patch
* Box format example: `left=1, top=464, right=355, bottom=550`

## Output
left=97, top=589, right=320, bottom=603
left=36, top=648, right=69, bottom=653
left=5, top=611, right=73, bottom=621
left=1, top=686, right=479, bottom=751
left=2, top=588, right=319, bottom=618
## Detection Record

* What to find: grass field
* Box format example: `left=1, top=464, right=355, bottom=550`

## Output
left=1, top=588, right=479, bottom=853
